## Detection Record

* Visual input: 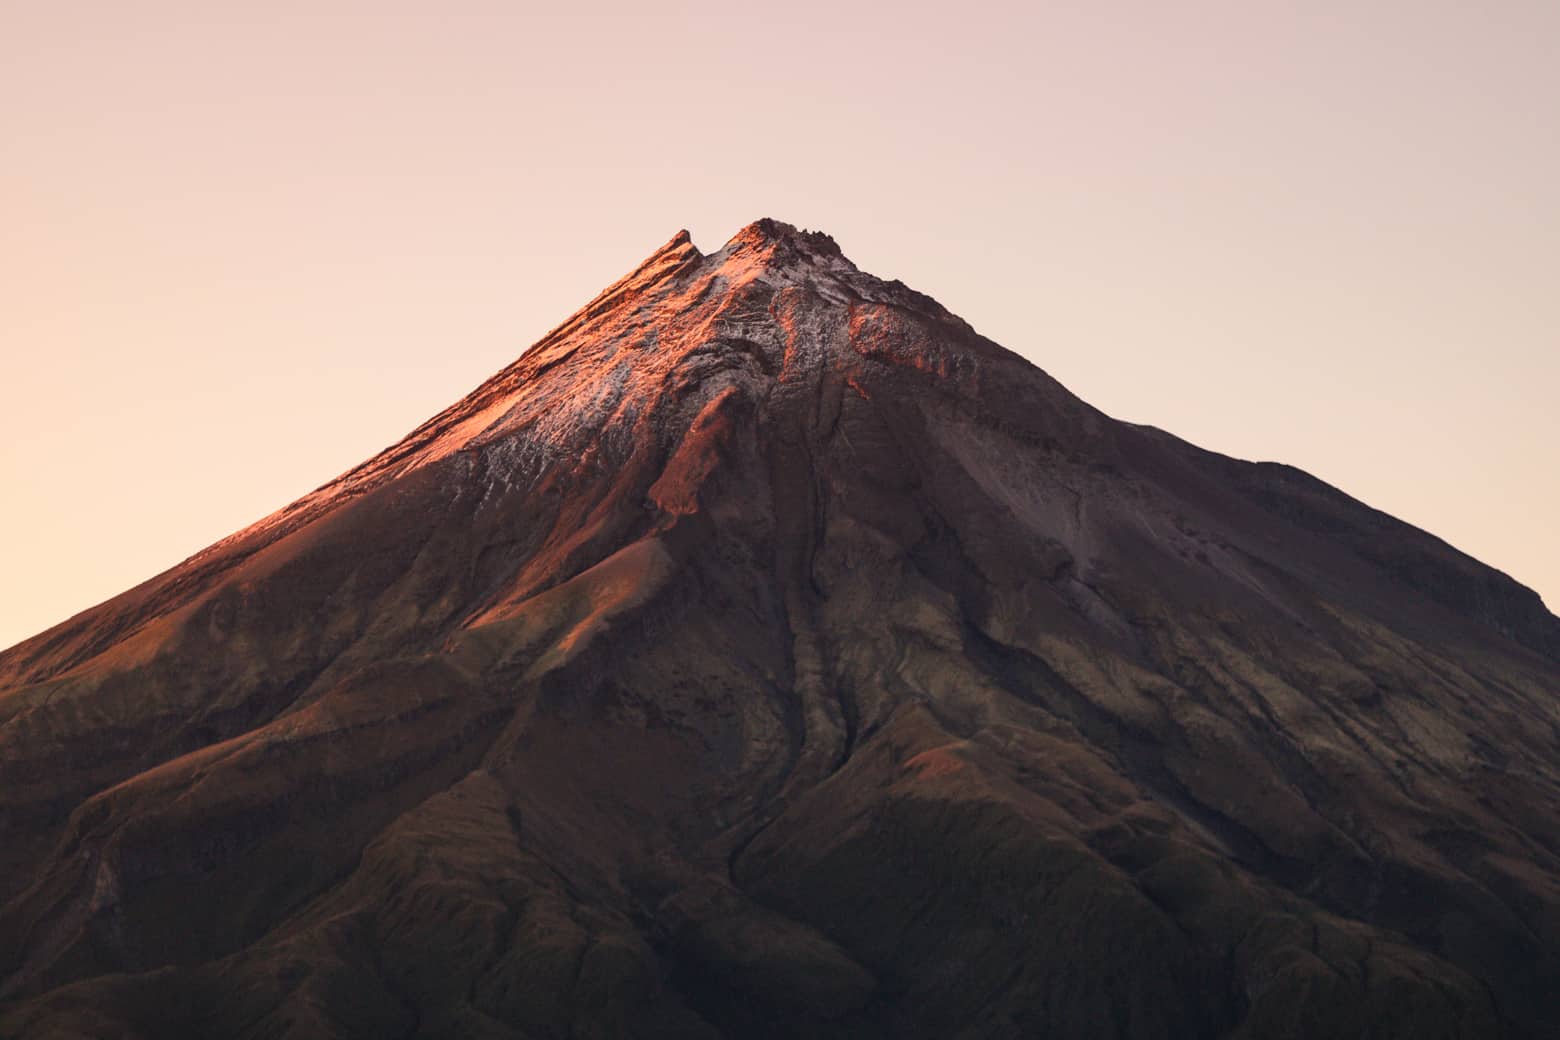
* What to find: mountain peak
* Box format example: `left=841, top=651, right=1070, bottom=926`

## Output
left=723, top=217, right=845, bottom=259
left=598, top=221, right=853, bottom=312
left=715, top=218, right=853, bottom=281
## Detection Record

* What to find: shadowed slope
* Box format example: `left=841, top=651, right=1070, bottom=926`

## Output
left=2, top=220, right=1557, bottom=1038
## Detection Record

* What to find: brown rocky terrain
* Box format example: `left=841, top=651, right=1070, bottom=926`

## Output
left=1, top=219, right=1557, bottom=1038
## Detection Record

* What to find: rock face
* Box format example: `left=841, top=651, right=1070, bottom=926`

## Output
left=2, top=220, right=1558, bottom=1039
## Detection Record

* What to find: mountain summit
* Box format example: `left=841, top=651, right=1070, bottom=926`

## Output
left=2, top=221, right=1557, bottom=1038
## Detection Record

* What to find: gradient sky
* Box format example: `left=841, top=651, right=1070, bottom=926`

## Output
left=3, top=1, right=1556, bottom=650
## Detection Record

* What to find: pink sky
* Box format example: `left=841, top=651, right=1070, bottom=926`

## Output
left=2, top=1, right=1556, bottom=649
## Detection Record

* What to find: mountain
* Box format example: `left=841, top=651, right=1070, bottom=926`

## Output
left=2, top=219, right=1557, bottom=1039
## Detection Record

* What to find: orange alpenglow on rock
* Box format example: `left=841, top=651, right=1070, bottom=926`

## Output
left=1, top=220, right=1557, bottom=1038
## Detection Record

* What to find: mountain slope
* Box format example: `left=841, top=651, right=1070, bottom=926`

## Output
left=2, top=220, right=1557, bottom=1039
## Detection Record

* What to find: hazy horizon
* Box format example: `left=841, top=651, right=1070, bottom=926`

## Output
left=3, top=1, right=1556, bottom=650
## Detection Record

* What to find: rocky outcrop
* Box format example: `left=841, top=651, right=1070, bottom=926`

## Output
left=2, top=220, right=1557, bottom=1038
